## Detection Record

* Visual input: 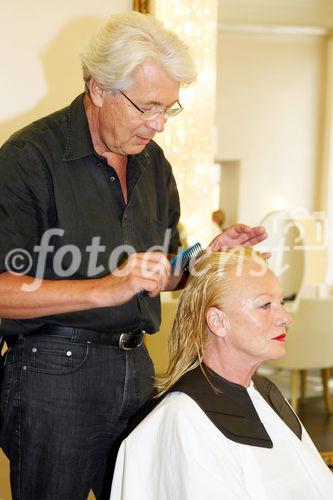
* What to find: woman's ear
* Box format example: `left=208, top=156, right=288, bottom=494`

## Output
left=206, top=306, right=228, bottom=338
left=88, top=78, right=105, bottom=108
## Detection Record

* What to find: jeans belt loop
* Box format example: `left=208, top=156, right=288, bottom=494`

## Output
left=71, top=328, right=79, bottom=343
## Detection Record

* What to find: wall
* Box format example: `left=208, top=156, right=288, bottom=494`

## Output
left=215, top=28, right=326, bottom=226
left=218, top=0, right=333, bottom=28
left=321, top=35, right=333, bottom=283
left=0, top=0, right=132, bottom=145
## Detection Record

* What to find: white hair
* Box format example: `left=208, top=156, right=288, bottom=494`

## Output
left=79, top=11, right=197, bottom=92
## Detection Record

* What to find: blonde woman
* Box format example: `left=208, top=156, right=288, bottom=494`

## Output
left=111, top=249, right=333, bottom=500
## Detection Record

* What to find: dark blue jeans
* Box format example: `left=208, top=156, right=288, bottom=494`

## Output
left=0, top=334, right=154, bottom=500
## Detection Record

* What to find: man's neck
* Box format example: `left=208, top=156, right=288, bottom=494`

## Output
left=84, top=92, right=128, bottom=202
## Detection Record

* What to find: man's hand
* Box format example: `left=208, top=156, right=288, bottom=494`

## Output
left=96, top=252, right=171, bottom=306
left=207, top=224, right=267, bottom=252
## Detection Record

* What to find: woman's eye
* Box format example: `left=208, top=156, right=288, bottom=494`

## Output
left=260, top=302, right=271, bottom=309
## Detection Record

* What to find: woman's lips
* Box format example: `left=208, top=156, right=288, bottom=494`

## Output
left=272, top=333, right=286, bottom=342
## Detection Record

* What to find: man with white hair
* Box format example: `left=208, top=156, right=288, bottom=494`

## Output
left=0, top=12, right=266, bottom=499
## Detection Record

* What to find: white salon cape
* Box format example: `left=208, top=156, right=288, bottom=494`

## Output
left=110, top=383, right=333, bottom=500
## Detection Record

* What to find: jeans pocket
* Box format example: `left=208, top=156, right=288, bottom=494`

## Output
left=26, top=338, right=91, bottom=375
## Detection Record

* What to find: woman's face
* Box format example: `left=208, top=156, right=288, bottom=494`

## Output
left=221, top=262, right=292, bottom=366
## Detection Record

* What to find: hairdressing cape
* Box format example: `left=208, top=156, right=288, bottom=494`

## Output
left=110, top=367, right=333, bottom=500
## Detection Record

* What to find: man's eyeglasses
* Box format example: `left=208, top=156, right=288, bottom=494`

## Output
left=119, top=91, right=183, bottom=121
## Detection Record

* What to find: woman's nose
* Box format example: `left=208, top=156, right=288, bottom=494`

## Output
left=276, top=307, right=293, bottom=327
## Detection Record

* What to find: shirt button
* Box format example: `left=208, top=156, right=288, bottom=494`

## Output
left=124, top=214, right=128, bottom=220
left=109, top=176, right=116, bottom=182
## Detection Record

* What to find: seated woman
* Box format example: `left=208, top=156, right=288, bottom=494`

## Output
left=110, top=249, right=333, bottom=500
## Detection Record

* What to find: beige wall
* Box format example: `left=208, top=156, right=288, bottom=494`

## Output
left=215, top=29, right=326, bottom=226
left=0, top=0, right=132, bottom=145
left=217, top=0, right=333, bottom=288
left=218, top=0, right=333, bottom=28
left=321, top=35, right=333, bottom=283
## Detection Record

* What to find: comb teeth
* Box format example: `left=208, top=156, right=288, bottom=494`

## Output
left=169, top=242, right=202, bottom=273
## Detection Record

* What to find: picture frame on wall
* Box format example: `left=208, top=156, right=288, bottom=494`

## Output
left=133, top=0, right=152, bottom=14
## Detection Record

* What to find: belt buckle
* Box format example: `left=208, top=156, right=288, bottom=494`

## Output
left=119, top=331, right=145, bottom=351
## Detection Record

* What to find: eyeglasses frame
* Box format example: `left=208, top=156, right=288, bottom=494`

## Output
left=119, top=91, right=183, bottom=121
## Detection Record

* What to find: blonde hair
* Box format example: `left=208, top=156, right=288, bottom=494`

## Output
left=155, top=248, right=266, bottom=395
left=79, top=11, right=197, bottom=92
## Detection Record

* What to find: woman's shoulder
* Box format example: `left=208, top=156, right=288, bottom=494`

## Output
left=123, top=390, right=234, bottom=460
left=131, top=392, right=204, bottom=436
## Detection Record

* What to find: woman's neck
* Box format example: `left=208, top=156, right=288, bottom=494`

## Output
left=203, top=350, right=260, bottom=388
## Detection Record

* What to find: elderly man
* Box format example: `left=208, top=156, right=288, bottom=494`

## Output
left=0, top=12, right=266, bottom=500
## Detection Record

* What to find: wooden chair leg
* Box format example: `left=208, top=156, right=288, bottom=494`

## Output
left=322, top=368, right=333, bottom=414
left=290, top=369, right=299, bottom=413
left=300, top=369, right=307, bottom=402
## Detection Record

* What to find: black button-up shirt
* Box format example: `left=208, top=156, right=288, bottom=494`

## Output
left=0, top=94, right=181, bottom=335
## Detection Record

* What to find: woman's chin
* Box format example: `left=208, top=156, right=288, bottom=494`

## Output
left=267, top=345, right=286, bottom=361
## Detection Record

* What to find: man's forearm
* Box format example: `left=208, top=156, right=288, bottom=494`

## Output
left=0, top=251, right=172, bottom=319
left=0, top=272, right=101, bottom=319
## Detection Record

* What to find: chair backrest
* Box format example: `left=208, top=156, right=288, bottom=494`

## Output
left=258, top=210, right=306, bottom=303
left=268, top=297, right=333, bottom=370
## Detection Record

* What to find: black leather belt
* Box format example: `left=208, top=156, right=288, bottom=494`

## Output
left=6, top=325, right=146, bottom=351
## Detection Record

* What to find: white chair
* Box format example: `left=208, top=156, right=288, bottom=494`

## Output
left=268, top=297, right=333, bottom=414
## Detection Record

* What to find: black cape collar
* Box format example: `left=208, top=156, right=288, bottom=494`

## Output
left=167, top=366, right=302, bottom=448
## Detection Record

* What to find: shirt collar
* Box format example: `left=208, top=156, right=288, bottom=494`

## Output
left=63, top=93, right=95, bottom=161
left=63, top=93, right=152, bottom=167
